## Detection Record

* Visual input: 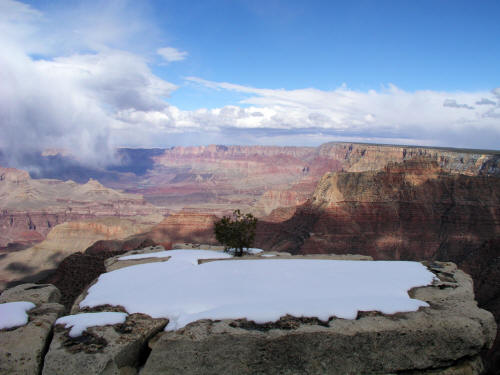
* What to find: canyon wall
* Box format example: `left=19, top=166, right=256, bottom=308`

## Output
left=0, top=167, right=161, bottom=249
left=0, top=215, right=163, bottom=290
left=110, top=143, right=499, bottom=217
left=255, top=158, right=500, bottom=373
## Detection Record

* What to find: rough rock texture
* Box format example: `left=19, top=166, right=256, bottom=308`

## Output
left=0, top=166, right=161, bottom=249
left=0, top=283, right=61, bottom=304
left=317, top=142, right=500, bottom=176
left=0, top=283, right=64, bottom=375
left=0, top=216, right=163, bottom=291
left=41, top=238, right=158, bottom=312
left=145, top=211, right=219, bottom=246
left=255, top=159, right=500, bottom=373
left=140, top=262, right=495, bottom=375
left=42, top=313, right=167, bottom=375
left=108, top=143, right=499, bottom=217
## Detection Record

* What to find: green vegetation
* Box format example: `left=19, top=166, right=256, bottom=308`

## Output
left=214, top=209, right=258, bottom=257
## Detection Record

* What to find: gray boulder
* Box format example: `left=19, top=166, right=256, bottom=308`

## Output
left=42, top=313, right=167, bottom=375
left=0, top=283, right=61, bottom=304
left=0, top=284, right=64, bottom=375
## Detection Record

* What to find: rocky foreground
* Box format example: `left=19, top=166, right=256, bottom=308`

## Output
left=0, top=247, right=496, bottom=375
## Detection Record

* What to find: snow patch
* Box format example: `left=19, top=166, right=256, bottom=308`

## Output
left=56, top=312, right=128, bottom=337
left=0, top=301, right=36, bottom=330
left=81, top=250, right=436, bottom=331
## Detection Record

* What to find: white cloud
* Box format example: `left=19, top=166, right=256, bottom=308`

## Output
left=157, top=46, right=188, bottom=62
left=0, top=0, right=178, bottom=169
left=0, top=0, right=499, bottom=172
left=175, top=77, right=500, bottom=149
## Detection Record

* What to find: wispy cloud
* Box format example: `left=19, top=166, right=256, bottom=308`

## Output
left=157, top=46, right=188, bottom=62
left=476, top=98, right=496, bottom=106
left=443, top=99, right=474, bottom=110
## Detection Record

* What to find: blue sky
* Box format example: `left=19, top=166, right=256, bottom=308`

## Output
left=1, top=0, right=499, bottom=166
left=152, top=0, right=500, bottom=100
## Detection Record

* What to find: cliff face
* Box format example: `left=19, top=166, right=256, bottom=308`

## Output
left=318, top=142, right=500, bottom=175
left=257, top=159, right=499, bottom=258
left=0, top=215, right=163, bottom=290
left=126, top=145, right=342, bottom=214
left=110, top=143, right=499, bottom=219
left=0, top=167, right=160, bottom=249
left=255, top=159, right=500, bottom=373
left=146, top=211, right=220, bottom=246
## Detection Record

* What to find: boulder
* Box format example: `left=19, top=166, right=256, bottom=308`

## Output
left=42, top=313, right=167, bottom=375
left=140, top=262, right=496, bottom=375
left=0, top=283, right=64, bottom=375
left=0, top=283, right=61, bottom=304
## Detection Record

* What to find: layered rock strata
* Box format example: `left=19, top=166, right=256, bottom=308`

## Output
left=255, top=159, right=500, bottom=373
left=0, top=166, right=160, bottom=249
left=0, top=216, right=163, bottom=291
left=112, top=143, right=499, bottom=217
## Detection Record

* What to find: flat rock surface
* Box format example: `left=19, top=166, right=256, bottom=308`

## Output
left=140, top=262, right=496, bottom=375
left=0, top=283, right=61, bottom=305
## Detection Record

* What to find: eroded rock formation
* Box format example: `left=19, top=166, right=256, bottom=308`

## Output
left=255, top=158, right=500, bottom=373
left=0, top=166, right=161, bottom=249
left=0, top=216, right=163, bottom=291
left=116, top=143, right=499, bottom=217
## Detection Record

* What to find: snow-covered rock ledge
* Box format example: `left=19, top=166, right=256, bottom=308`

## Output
left=140, top=261, right=496, bottom=375
left=0, top=249, right=496, bottom=375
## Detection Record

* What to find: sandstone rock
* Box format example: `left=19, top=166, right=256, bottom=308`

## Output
left=147, top=212, right=219, bottom=245
left=140, top=262, right=495, bottom=375
left=0, top=216, right=163, bottom=291
left=0, top=283, right=64, bottom=375
left=42, top=313, right=167, bottom=375
left=42, top=238, right=159, bottom=312
left=255, top=159, right=500, bottom=372
left=395, top=355, right=484, bottom=374
left=104, top=245, right=169, bottom=272
left=0, top=165, right=163, bottom=250
left=0, top=283, right=61, bottom=304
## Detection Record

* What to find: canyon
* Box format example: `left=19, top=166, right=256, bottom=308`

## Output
left=1, top=142, right=499, bottom=372
left=0, top=166, right=162, bottom=250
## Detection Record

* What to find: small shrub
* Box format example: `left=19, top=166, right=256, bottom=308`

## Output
left=214, top=209, right=258, bottom=257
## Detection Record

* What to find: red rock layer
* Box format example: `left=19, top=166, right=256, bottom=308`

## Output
left=146, top=211, right=220, bottom=245
left=0, top=167, right=160, bottom=248
left=255, top=159, right=500, bottom=373
left=114, top=143, right=498, bottom=219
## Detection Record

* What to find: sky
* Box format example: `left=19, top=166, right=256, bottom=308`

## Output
left=0, top=0, right=499, bottom=168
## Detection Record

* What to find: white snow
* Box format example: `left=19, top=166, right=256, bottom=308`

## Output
left=261, top=254, right=277, bottom=257
left=0, top=301, right=36, bottom=330
left=56, top=312, right=128, bottom=337
left=81, top=250, right=436, bottom=331
left=119, top=249, right=232, bottom=262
